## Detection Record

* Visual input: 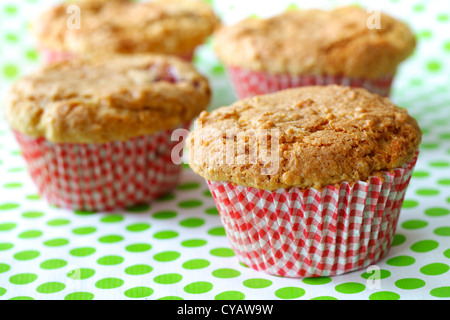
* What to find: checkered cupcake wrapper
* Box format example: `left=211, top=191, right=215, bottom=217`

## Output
left=39, top=47, right=195, bottom=64
left=13, top=125, right=189, bottom=211
left=227, top=66, right=394, bottom=99
left=207, top=153, right=418, bottom=278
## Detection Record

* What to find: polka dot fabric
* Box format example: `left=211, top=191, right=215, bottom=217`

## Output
left=1, top=0, right=450, bottom=300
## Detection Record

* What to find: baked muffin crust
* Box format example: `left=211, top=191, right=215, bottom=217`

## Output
left=33, top=0, right=220, bottom=55
left=187, top=85, right=421, bottom=190
left=4, top=54, right=211, bottom=143
left=214, top=6, right=415, bottom=79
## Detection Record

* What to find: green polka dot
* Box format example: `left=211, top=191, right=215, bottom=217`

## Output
left=392, top=234, right=407, bottom=246
left=205, top=207, right=219, bottom=215
left=412, top=170, right=430, bottom=178
left=302, top=277, right=332, bottom=285
left=210, top=248, right=235, bottom=257
left=72, top=226, right=97, bottom=235
left=43, top=238, right=69, bottom=247
left=208, top=226, right=226, bottom=236
left=177, top=182, right=200, bottom=190
left=73, top=210, right=96, bottom=216
left=335, top=282, right=366, bottom=294
left=64, top=292, right=94, bottom=300
left=69, top=247, right=96, bottom=257
left=126, top=223, right=151, bottom=232
left=157, top=193, right=175, bottom=201
left=152, top=210, right=177, bottom=219
left=421, top=142, right=439, bottom=150
left=0, top=243, right=14, bottom=251
left=182, top=259, right=210, bottom=270
left=9, top=273, right=38, bottom=285
left=215, top=290, right=245, bottom=300
left=434, top=227, right=450, bottom=236
left=184, top=281, right=213, bottom=294
left=124, top=287, right=154, bottom=299
left=311, top=296, right=338, bottom=300
left=22, top=211, right=44, bottom=218
left=430, top=287, right=450, bottom=298
left=36, top=282, right=65, bottom=294
left=25, top=49, right=39, bottom=61
left=47, top=219, right=70, bottom=226
left=4, top=5, right=18, bottom=15
left=98, top=235, right=124, bottom=243
left=181, top=239, right=208, bottom=248
left=0, top=222, right=17, bottom=231
left=425, top=207, right=450, bottom=217
left=0, top=263, right=11, bottom=274
left=180, top=218, right=205, bottom=228
left=203, top=190, right=212, bottom=198
left=97, top=255, right=124, bottom=266
left=157, top=296, right=184, bottom=300
left=153, top=230, right=178, bottom=239
left=426, top=60, right=442, bottom=72
left=0, top=288, right=5, bottom=297
left=154, top=273, right=182, bottom=285
left=153, top=251, right=181, bottom=262
left=416, top=188, right=440, bottom=196
left=14, top=250, right=40, bottom=261
left=18, top=230, right=43, bottom=239
left=178, top=199, right=203, bottom=208
left=67, top=268, right=95, bottom=280
left=402, top=219, right=428, bottom=230
left=410, top=240, right=439, bottom=253
left=95, top=278, right=124, bottom=289
left=275, top=287, right=306, bottom=299
left=9, top=296, right=34, bottom=300
left=100, top=215, right=124, bottom=223
left=125, top=264, right=153, bottom=276
left=3, top=64, right=19, bottom=79
left=40, top=259, right=67, bottom=270
left=386, top=255, right=416, bottom=266
left=369, top=291, right=400, bottom=300
left=125, top=243, right=152, bottom=252
left=361, top=269, right=391, bottom=280
left=395, top=278, right=426, bottom=290
left=430, top=161, right=449, bottom=168
left=444, top=41, right=450, bottom=52
left=420, top=263, right=449, bottom=276
left=243, top=278, right=273, bottom=289
left=25, top=195, right=40, bottom=201
left=212, top=268, right=241, bottom=279
left=437, top=179, right=450, bottom=186
left=126, top=204, right=150, bottom=212
left=3, top=182, right=22, bottom=188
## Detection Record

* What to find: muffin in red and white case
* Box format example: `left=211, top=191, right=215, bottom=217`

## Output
left=214, top=6, right=415, bottom=98
left=187, top=85, right=422, bottom=278
left=4, top=54, right=211, bottom=211
left=32, top=0, right=220, bottom=64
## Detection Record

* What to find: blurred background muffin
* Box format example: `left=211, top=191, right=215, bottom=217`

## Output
left=32, top=0, right=220, bottom=64
left=214, top=6, right=416, bottom=98
left=4, top=54, right=211, bottom=211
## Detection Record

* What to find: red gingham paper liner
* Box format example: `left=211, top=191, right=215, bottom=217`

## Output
left=227, top=66, right=394, bottom=99
left=39, top=47, right=195, bottom=65
left=207, top=153, right=418, bottom=278
left=13, top=125, right=189, bottom=211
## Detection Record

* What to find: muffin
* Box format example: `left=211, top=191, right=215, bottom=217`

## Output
left=4, top=54, right=211, bottom=211
left=187, top=85, right=421, bottom=277
left=214, top=6, right=416, bottom=98
left=32, top=0, right=220, bottom=64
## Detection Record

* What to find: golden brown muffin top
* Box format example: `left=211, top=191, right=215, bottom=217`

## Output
left=4, top=54, right=211, bottom=143
left=214, top=6, right=416, bottom=79
left=187, top=85, right=421, bottom=190
left=32, top=0, right=220, bottom=55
